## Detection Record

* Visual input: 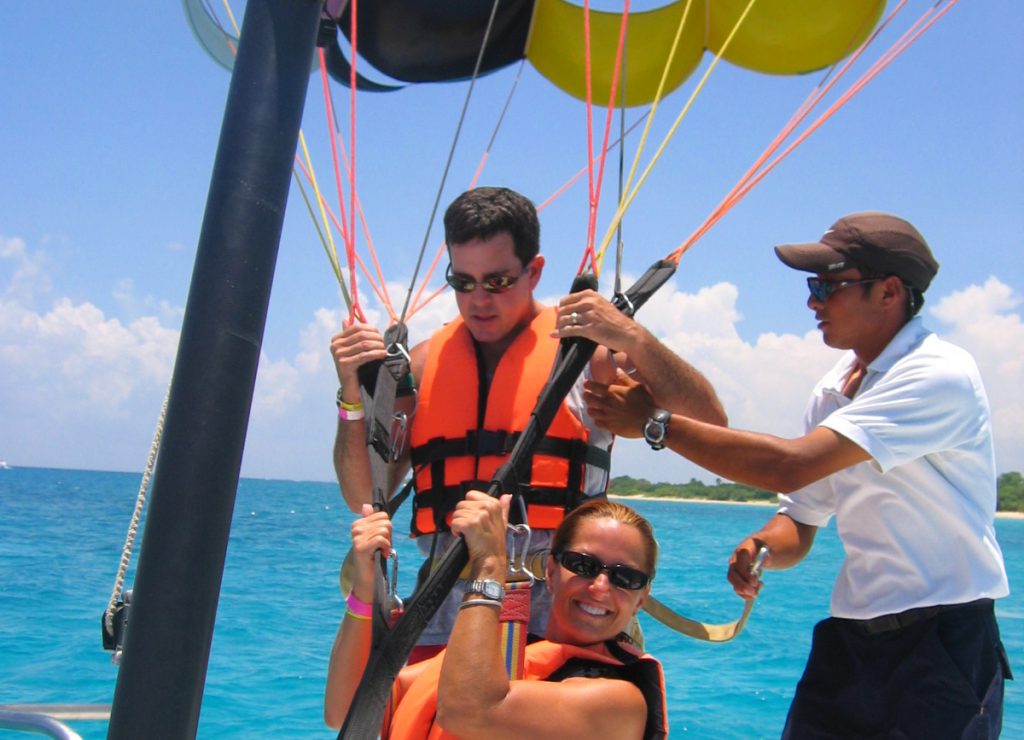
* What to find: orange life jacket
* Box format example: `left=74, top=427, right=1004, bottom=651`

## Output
left=408, top=308, right=610, bottom=535
left=383, top=639, right=668, bottom=740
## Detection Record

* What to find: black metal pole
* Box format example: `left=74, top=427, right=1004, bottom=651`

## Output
left=107, top=1, right=322, bottom=737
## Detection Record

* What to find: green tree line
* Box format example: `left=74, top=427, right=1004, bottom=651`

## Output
left=609, top=472, right=1024, bottom=513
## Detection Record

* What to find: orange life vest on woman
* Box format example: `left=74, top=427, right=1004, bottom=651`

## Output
left=382, top=639, right=668, bottom=740
left=408, top=308, right=610, bottom=535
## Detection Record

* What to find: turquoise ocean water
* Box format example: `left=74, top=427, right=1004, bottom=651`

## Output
left=1, top=466, right=1021, bottom=739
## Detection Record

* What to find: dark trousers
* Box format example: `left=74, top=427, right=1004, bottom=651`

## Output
left=782, top=599, right=1011, bottom=739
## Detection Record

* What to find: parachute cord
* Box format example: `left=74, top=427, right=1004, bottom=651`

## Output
left=620, top=0, right=695, bottom=204
left=535, top=111, right=650, bottom=214
left=104, top=387, right=169, bottom=635
left=614, top=56, right=627, bottom=297
left=397, top=0, right=505, bottom=325
left=407, top=59, right=527, bottom=320
left=676, top=0, right=908, bottom=258
left=597, top=0, right=697, bottom=275
left=213, top=3, right=378, bottom=321
left=197, top=0, right=237, bottom=56
left=580, top=1, right=632, bottom=279
left=406, top=108, right=650, bottom=320
left=296, top=161, right=397, bottom=319
left=582, top=1, right=596, bottom=273
left=298, top=128, right=358, bottom=306
left=313, top=56, right=355, bottom=296
left=669, top=0, right=956, bottom=264
left=218, top=0, right=241, bottom=37
left=667, top=0, right=904, bottom=260
left=347, top=0, right=360, bottom=324
left=595, top=0, right=759, bottom=273
left=292, top=170, right=359, bottom=314
left=316, top=46, right=364, bottom=320
left=321, top=78, right=397, bottom=322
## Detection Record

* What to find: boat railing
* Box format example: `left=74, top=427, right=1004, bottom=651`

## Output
left=0, top=704, right=111, bottom=739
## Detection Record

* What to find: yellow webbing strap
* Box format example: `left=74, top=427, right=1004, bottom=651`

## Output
left=499, top=580, right=533, bottom=680
left=642, top=594, right=756, bottom=643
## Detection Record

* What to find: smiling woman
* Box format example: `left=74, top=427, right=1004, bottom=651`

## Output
left=324, top=494, right=668, bottom=739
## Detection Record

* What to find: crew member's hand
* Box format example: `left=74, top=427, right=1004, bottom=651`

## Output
left=727, top=537, right=766, bottom=600
left=583, top=370, right=656, bottom=437
left=450, top=491, right=511, bottom=579
left=349, top=504, right=392, bottom=600
left=552, top=290, right=638, bottom=353
left=330, top=322, right=388, bottom=396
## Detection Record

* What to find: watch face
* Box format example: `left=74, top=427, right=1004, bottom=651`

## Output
left=644, top=411, right=669, bottom=449
left=470, top=579, right=504, bottom=600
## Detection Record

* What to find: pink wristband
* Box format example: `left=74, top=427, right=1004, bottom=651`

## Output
left=346, top=591, right=373, bottom=618
left=338, top=405, right=364, bottom=421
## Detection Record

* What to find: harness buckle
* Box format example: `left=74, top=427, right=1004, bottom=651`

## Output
left=506, top=495, right=535, bottom=586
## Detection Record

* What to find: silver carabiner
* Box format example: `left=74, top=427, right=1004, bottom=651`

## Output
left=390, top=411, right=408, bottom=463
left=386, top=341, right=412, bottom=364
left=506, top=523, right=535, bottom=586
left=387, top=549, right=404, bottom=613
left=750, top=546, right=769, bottom=579
left=506, top=495, right=535, bottom=585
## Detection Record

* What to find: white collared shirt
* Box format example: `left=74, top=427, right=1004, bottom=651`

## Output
left=779, top=317, right=1010, bottom=619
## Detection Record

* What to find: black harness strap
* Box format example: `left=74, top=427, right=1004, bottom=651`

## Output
left=340, top=262, right=676, bottom=739
left=544, top=640, right=667, bottom=740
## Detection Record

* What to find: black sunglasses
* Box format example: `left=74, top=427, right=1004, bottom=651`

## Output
left=445, top=263, right=528, bottom=294
left=552, top=550, right=651, bottom=590
left=806, top=276, right=882, bottom=302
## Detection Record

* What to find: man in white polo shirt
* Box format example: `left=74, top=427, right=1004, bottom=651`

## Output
left=566, top=211, right=1012, bottom=738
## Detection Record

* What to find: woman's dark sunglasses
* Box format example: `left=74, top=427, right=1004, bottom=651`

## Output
left=445, top=263, right=527, bottom=294
left=553, top=550, right=651, bottom=590
left=806, top=276, right=881, bottom=302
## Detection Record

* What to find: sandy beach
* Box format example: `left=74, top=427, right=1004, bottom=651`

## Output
left=608, top=493, right=1024, bottom=519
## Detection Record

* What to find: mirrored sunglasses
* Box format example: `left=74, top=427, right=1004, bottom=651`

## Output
left=445, top=263, right=527, bottom=294
left=806, top=276, right=882, bottom=302
left=553, top=550, right=651, bottom=590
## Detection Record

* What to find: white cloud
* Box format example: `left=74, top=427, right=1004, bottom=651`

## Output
left=3, top=234, right=1021, bottom=481
left=1, top=234, right=52, bottom=302
left=593, top=276, right=1024, bottom=481
left=3, top=296, right=177, bottom=409
left=928, top=278, right=1024, bottom=475
left=249, top=279, right=457, bottom=424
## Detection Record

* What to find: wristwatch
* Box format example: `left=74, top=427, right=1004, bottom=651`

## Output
left=643, top=409, right=671, bottom=451
left=466, top=579, right=505, bottom=602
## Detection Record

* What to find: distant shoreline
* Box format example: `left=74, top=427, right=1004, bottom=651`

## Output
left=608, top=493, right=1024, bottom=519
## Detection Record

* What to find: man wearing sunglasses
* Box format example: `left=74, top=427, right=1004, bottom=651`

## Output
left=573, top=211, right=1011, bottom=738
left=330, top=186, right=725, bottom=660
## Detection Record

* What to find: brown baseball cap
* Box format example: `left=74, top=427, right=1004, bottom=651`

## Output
left=774, top=212, right=939, bottom=291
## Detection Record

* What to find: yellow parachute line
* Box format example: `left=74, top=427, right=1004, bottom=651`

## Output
left=297, top=131, right=345, bottom=290
left=610, top=0, right=700, bottom=223
left=219, top=0, right=241, bottom=38
left=594, top=0, right=761, bottom=273
left=526, top=0, right=704, bottom=108
left=292, top=170, right=353, bottom=310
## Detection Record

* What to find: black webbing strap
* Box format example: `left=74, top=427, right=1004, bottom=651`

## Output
left=410, top=432, right=611, bottom=471
left=339, top=261, right=676, bottom=739
left=356, top=322, right=412, bottom=650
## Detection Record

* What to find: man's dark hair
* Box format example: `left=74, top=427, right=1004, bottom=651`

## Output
left=443, top=187, right=540, bottom=266
left=857, top=264, right=925, bottom=321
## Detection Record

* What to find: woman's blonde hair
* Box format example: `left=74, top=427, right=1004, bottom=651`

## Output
left=550, top=499, right=658, bottom=576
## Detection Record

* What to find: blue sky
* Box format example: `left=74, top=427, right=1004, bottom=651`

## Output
left=2, top=1, right=1022, bottom=485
